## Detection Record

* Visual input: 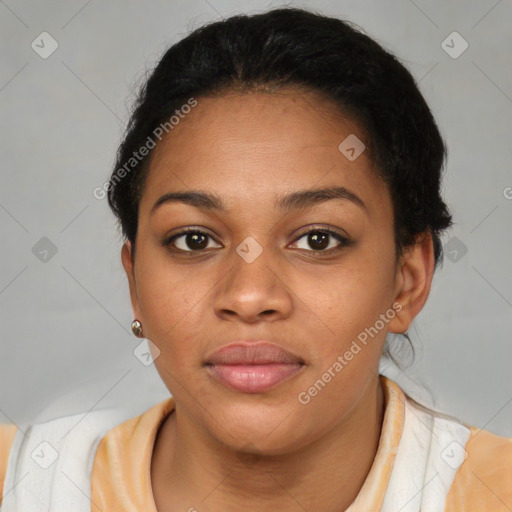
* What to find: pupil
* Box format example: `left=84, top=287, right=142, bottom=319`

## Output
left=309, top=232, right=328, bottom=250
left=187, top=233, right=207, bottom=250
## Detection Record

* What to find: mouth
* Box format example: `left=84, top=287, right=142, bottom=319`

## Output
left=204, top=342, right=305, bottom=393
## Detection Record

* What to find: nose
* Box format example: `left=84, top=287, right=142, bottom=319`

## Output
left=213, top=246, right=293, bottom=324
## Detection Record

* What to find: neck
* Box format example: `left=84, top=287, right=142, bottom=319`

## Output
left=151, top=375, right=385, bottom=512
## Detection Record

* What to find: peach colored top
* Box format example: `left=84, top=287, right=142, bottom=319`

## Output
left=1, top=376, right=511, bottom=510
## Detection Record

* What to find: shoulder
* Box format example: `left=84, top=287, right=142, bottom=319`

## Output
left=0, top=424, right=18, bottom=501
left=0, top=408, right=136, bottom=510
left=90, top=397, right=175, bottom=510
left=92, top=396, right=175, bottom=475
left=1, top=397, right=175, bottom=509
left=395, top=386, right=512, bottom=510
left=445, top=424, right=512, bottom=510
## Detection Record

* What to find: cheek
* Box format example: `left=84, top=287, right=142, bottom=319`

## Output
left=310, top=256, right=394, bottom=327
left=135, top=261, right=209, bottom=359
left=306, top=256, right=395, bottom=362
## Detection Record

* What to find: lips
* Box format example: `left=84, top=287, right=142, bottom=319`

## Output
left=204, top=342, right=305, bottom=393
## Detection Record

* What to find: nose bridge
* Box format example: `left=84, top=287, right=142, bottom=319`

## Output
left=213, top=234, right=292, bottom=320
left=229, top=235, right=278, bottom=297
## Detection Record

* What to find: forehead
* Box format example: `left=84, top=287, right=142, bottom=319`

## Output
left=139, top=88, right=390, bottom=219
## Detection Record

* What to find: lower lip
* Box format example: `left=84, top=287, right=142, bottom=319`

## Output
left=205, top=363, right=304, bottom=393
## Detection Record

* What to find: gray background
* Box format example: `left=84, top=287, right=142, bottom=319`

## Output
left=1, top=0, right=511, bottom=435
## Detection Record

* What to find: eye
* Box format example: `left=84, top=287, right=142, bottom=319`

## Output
left=290, top=227, right=351, bottom=254
left=163, top=228, right=222, bottom=253
left=162, top=226, right=351, bottom=255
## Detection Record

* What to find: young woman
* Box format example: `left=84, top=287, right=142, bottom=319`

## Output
left=1, top=7, right=511, bottom=511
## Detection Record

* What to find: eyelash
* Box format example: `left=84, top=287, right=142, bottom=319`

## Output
left=161, top=226, right=351, bottom=255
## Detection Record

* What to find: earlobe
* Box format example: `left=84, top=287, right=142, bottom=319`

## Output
left=387, top=232, right=435, bottom=334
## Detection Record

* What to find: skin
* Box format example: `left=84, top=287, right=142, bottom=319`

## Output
left=121, top=86, right=435, bottom=511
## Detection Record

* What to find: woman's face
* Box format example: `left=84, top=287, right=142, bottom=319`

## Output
left=123, top=87, right=407, bottom=454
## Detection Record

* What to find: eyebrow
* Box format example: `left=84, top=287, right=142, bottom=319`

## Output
left=150, top=186, right=367, bottom=215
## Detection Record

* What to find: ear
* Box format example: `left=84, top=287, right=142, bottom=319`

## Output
left=387, top=231, right=435, bottom=334
left=121, top=240, right=142, bottom=321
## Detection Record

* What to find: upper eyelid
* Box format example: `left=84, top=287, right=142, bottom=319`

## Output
left=292, top=225, right=348, bottom=239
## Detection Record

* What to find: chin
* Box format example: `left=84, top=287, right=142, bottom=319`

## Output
left=207, top=403, right=309, bottom=454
